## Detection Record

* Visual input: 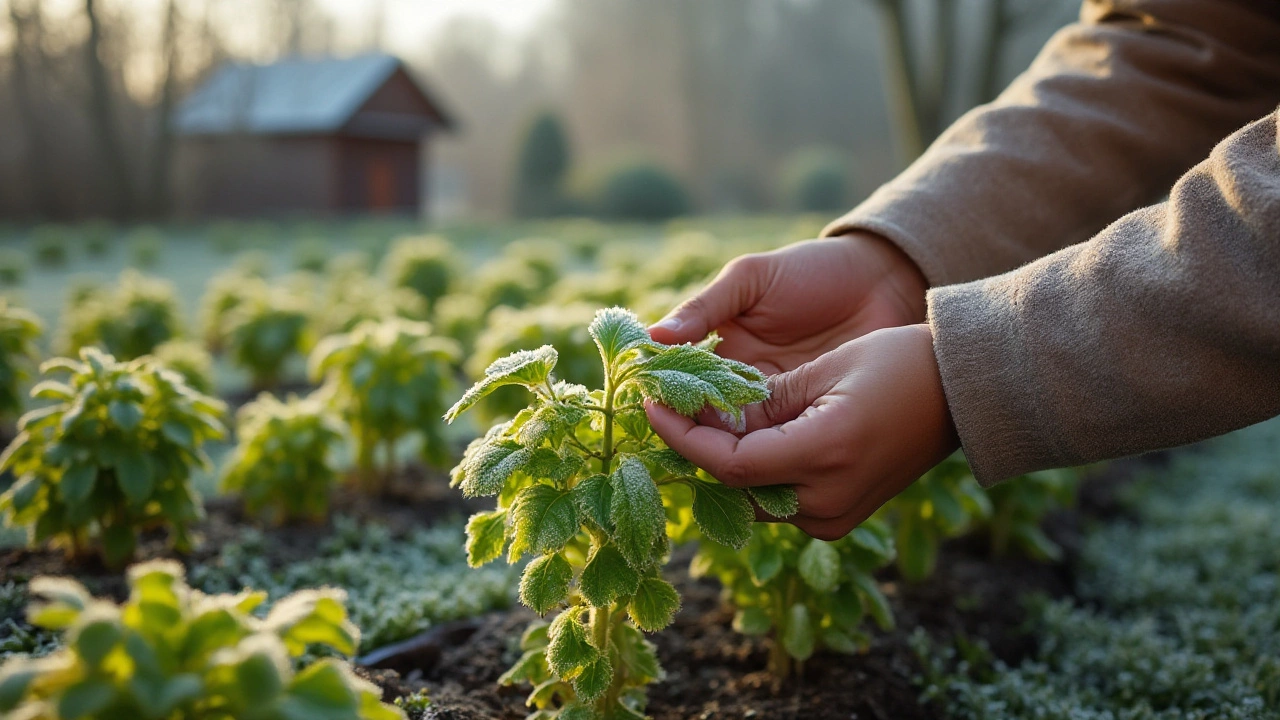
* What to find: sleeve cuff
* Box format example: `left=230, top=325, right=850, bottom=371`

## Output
left=926, top=276, right=1069, bottom=486
left=820, top=207, right=955, bottom=289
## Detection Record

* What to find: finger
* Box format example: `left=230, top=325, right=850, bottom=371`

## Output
left=645, top=398, right=840, bottom=488
left=740, top=355, right=838, bottom=433
left=648, top=256, right=767, bottom=345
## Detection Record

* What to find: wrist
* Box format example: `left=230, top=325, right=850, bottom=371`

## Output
left=836, top=231, right=929, bottom=325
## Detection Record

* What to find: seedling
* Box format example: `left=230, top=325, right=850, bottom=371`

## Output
left=446, top=307, right=794, bottom=719
left=220, top=392, right=346, bottom=524
left=0, top=300, right=43, bottom=421
left=692, top=520, right=895, bottom=679
left=58, top=270, right=182, bottom=360
left=0, top=560, right=403, bottom=719
left=225, top=286, right=311, bottom=390
left=984, top=469, right=1076, bottom=561
left=311, top=318, right=460, bottom=490
left=0, top=348, right=226, bottom=567
left=882, top=454, right=992, bottom=581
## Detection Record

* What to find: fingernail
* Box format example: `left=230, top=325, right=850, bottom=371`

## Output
left=653, top=317, right=682, bottom=332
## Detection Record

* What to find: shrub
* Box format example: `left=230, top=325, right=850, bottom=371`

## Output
left=315, top=269, right=427, bottom=339
left=152, top=339, right=216, bottom=395
left=58, top=270, right=183, bottom=361
left=472, top=259, right=543, bottom=313
left=593, top=160, right=690, bottom=221
left=224, top=287, right=312, bottom=390
left=309, top=318, right=460, bottom=490
left=984, top=469, right=1077, bottom=560
left=0, top=249, right=26, bottom=286
left=446, top=307, right=788, bottom=719
left=221, top=393, right=345, bottom=523
left=502, top=238, right=564, bottom=291
left=81, top=220, right=114, bottom=257
left=780, top=146, right=850, bottom=212
left=467, top=304, right=601, bottom=424
left=127, top=226, right=164, bottom=269
left=881, top=454, right=992, bottom=582
left=31, top=225, right=71, bottom=267
left=692, top=520, right=896, bottom=678
left=0, top=560, right=403, bottom=720
left=293, top=236, right=330, bottom=273
left=514, top=112, right=573, bottom=218
left=430, top=293, right=487, bottom=355
left=381, top=235, right=458, bottom=311
left=0, top=300, right=42, bottom=422
left=637, top=232, right=725, bottom=291
left=198, top=269, right=263, bottom=353
left=0, top=348, right=226, bottom=566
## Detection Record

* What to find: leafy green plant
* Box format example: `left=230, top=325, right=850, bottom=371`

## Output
left=221, top=393, right=345, bottom=524
left=127, top=227, right=164, bottom=269
left=0, top=300, right=43, bottom=422
left=31, top=225, right=71, bottom=267
left=0, top=248, right=26, bottom=286
left=446, top=307, right=789, bottom=719
left=293, top=236, right=330, bottom=273
left=0, top=560, right=404, bottom=720
left=473, top=259, right=544, bottom=313
left=152, top=340, right=215, bottom=395
left=691, top=520, right=896, bottom=679
left=310, top=318, right=459, bottom=491
left=984, top=469, right=1077, bottom=561
left=58, top=270, right=183, bottom=361
left=881, top=454, right=992, bottom=582
left=430, top=293, right=487, bottom=355
left=0, top=348, right=226, bottom=566
left=81, top=220, right=114, bottom=257
left=224, top=287, right=312, bottom=390
left=315, top=270, right=426, bottom=338
left=198, top=269, right=263, bottom=353
left=381, top=235, right=459, bottom=312
left=590, top=160, right=690, bottom=221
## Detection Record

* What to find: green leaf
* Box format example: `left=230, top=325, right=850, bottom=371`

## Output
left=798, top=539, right=841, bottom=592
left=896, top=515, right=938, bottom=582
left=612, top=623, right=662, bottom=684
left=520, top=553, right=573, bottom=615
left=465, top=510, right=508, bottom=567
left=579, top=544, right=641, bottom=608
left=560, top=703, right=598, bottom=720
left=497, top=649, right=545, bottom=687
left=821, top=627, right=866, bottom=655
left=161, top=420, right=195, bottom=448
left=445, top=345, right=558, bottom=422
left=689, top=479, right=754, bottom=549
left=460, top=441, right=531, bottom=498
left=116, top=449, right=155, bottom=505
left=746, top=528, right=783, bottom=584
left=60, top=463, right=96, bottom=505
left=102, top=524, right=137, bottom=568
left=928, top=481, right=969, bottom=533
left=851, top=572, right=894, bottom=631
left=573, top=474, right=613, bottom=532
left=732, top=607, right=772, bottom=636
left=748, top=485, right=799, bottom=518
left=0, top=660, right=38, bottom=711
left=108, top=399, right=145, bottom=432
left=237, top=648, right=285, bottom=705
left=58, top=679, right=116, bottom=719
left=517, top=404, right=587, bottom=448
left=588, top=307, right=651, bottom=363
left=627, top=576, right=679, bottom=632
left=512, top=484, right=580, bottom=555
left=829, top=583, right=865, bottom=630
left=1012, top=523, right=1063, bottom=562
left=609, top=456, right=664, bottom=569
left=638, top=447, right=697, bottom=478
left=572, top=655, right=613, bottom=702
left=781, top=604, right=815, bottom=662
left=547, top=609, right=597, bottom=678
left=73, top=616, right=122, bottom=667
left=629, top=344, right=768, bottom=427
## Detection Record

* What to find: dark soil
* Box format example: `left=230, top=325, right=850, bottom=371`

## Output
left=3, top=457, right=1142, bottom=720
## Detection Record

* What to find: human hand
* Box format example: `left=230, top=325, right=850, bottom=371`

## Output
left=649, top=232, right=928, bottom=374
left=645, top=324, right=958, bottom=540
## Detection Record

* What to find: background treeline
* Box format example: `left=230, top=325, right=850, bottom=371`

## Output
left=0, top=0, right=1077, bottom=222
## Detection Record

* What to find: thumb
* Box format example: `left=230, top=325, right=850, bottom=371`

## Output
left=649, top=256, right=766, bottom=345
left=743, top=356, right=834, bottom=432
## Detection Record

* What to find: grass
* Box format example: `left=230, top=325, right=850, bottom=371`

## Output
left=916, top=418, right=1280, bottom=719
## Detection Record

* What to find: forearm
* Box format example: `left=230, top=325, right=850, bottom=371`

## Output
left=932, top=108, right=1280, bottom=484
left=825, top=0, right=1280, bottom=286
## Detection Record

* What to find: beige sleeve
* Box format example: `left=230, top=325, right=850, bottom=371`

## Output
left=931, top=108, right=1280, bottom=484
left=822, top=0, right=1280, bottom=286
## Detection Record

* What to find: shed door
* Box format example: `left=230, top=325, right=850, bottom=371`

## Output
left=367, top=156, right=397, bottom=212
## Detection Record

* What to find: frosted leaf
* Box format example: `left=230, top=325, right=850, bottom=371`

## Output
left=609, top=455, right=664, bottom=570
left=627, top=344, right=768, bottom=426
left=589, top=307, right=653, bottom=364
left=445, top=345, right=558, bottom=422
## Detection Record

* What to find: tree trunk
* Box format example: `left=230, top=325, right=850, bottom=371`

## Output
left=875, top=0, right=926, bottom=163
left=7, top=0, right=60, bottom=218
left=978, top=0, right=1010, bottom=104
left=83, top=0, right=136, bottom=219
left=148, top=0, right=180, bottom=217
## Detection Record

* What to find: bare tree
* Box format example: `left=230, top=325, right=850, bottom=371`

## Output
left=148, top=0, right=181, bottom=216
left=7, top=0, right=60, bottom=217
left=83, top=0, right=136, bottom=218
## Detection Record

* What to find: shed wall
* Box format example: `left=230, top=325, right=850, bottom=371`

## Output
left=176, top=136, right=335, bottom=218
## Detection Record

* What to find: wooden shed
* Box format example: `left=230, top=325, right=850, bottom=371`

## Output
left=174, top=54, right=453, bottom=219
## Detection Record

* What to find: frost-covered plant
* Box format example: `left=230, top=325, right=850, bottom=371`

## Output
left=58, top=270, right=182, bottom=360
left=31, top=225, right=71, bottom=267
left=473, top=258, right=544, bottom=312
left=0, top=348, right=226, bottom=566
left=127, top=226, right=163, bottom=268
left=691, top=520, right=896, bottom=679
left=310, top=319, right=460, bottom=490
left=224, top=286, right=312, bottom=390
left=315, top=270, right=426, bottom=337
left=984, top=469, right=1077, bottom=561
left=198, top=269, right=263, bottom=352
left=221, top=393, right=345, bottom=524
left=446, top=307, right=791, bottom=720
left=152, top=339, right=215, bottom=395
left=0, top=300, right=43, bottom=421
left=0, top=561, right=403, bottom=720
left=467, top=304, right=602, bottom=424
left=0, top=248, right=28, bottom=286
left=381, top=235, right=459, bottom=311
left=430, top=293, right=487, bottom=355
left=881, top=454, right=992, bottom=582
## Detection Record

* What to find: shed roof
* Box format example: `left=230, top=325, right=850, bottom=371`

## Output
left=174, top=53, right=451, bottom=137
